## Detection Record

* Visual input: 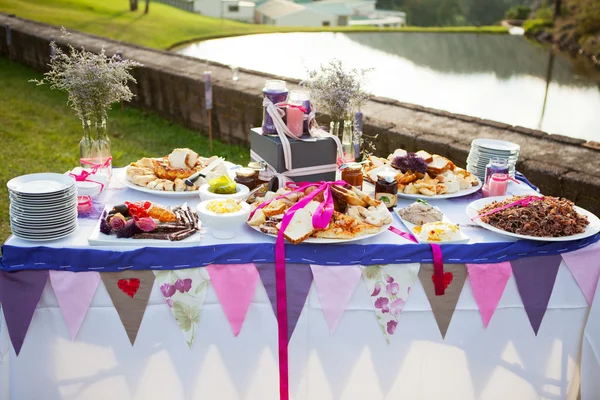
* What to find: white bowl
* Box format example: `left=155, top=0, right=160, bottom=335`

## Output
left=198, top=183, right=250, bottom=202
left=196, top=200, right=251, bottom=240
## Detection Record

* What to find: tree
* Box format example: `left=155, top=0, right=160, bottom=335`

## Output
left=145, top=0, right=150, bottom=14
left=130, top=0, right=138, bottom=11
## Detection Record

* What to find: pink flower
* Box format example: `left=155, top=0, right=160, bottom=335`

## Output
left=371, top=282, right=381, bottom=296
left=387, top=320, right=398, bottom=335
left=166, top=298, right=174, bottom=308
left=383, top=274, right=394, bottom=283
left=174, top=278, right=192, bottom=293
left=374, top=297, right=389, bottom=313
left=389, top=298, right=406, bottom=317
left=386, top=282, right=400, bottom=296
left=160, top=283, right=175, bottom=298
left=135, top=216, right=156, bottom=232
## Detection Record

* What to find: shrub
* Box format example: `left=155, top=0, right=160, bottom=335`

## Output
left=523, top=18, right=553, bottom=34
left=535, top=6, right=554, bottom=21
left=505, top=5, right=531, bottom=20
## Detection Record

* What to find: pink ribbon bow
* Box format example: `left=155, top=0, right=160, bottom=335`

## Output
left=471, top=195, right=544, bottom=221
left=70, top=156, right=113, bottom=192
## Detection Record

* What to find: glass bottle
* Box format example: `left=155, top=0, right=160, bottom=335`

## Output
left=341, top=163, right=364, bottom=190
left=286, top=91, right=305, bottom=138
left=341, top=119, right=355, bottom=163
left=262, top=80, right=288, bottom=135
left=235, top=167, right=258, bottom=190
left=93, top=116, right=112, bottom=178
left=79, top=118, right=94, bottom=170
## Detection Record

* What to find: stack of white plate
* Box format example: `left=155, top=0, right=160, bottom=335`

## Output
left=8, top=173, right=78, bottom=241
left=467, top=138, right=520, bottom=181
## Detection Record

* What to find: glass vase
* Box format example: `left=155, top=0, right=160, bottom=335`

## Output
left=79, top=119, right=95, bottom=170
left=330, top=119, right=355, bottom=164
left=93, top=117, right=112, bottom=178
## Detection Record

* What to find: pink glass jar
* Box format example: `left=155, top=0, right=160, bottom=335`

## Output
left=488, top=173, right=508, bottom=197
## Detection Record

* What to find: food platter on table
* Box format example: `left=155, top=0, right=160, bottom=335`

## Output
left=397, top=200, right=469, bottom=244
left=88, top=200, right=203, bottom=246
left=466, top=195, right=600, bottom=242
left=247, top=183, right=393, bottom=244
left=362, top=149, right=482, bottom=199
left=119, top=148, right=238, bottom=197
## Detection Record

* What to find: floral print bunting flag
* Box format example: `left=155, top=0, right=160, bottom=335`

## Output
left=362, top=264, right=420, bottom=344
left=154, top=268, right=210, bottom=348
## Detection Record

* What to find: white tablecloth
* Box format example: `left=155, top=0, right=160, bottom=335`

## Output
left=0, top=261, right=589, bottom=400
left=0, top=174, right=595, bottom=400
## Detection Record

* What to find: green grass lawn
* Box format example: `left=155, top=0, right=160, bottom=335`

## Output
left=0, top=0, right=507, bottom=50
left=0, top=57, right=250, bottom=243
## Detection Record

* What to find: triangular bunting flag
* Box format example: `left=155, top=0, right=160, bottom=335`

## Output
left=418, top=263, right=467, bottom=339
left=256, top=263, right=313, bottom=340
left=154, top=268, right=210, bottom=348
left=49, top=271, right=101, bottom=340
left=466, top=262, right=512, bottom=328
left=0, top=270, right=49, bottom=355
left=310, top=264, right=362, bottom=335
left=511, top=255, right=561, bottom=335
left=101, top=270, right=155, bottom=345
left=363, top=264, right=419, bottom=344
left=206, top=264, right=259, bottom=337
left=562, top=243, right=600, bottom=305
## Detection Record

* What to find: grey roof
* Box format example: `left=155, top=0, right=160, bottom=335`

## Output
left=304, top=2, right=353, bottom=15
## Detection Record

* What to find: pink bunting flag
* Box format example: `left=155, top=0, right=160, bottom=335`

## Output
left=562, top=243, right=600, bottom=305
left=49, top=271, right=101, bottom=340
left=206, top=264, right=259, bottom=337
left=511, top=255, right=561, bottom=335
left=466, top=262, right=512, bottom=328
left=310, top=265, right=362, bottom=335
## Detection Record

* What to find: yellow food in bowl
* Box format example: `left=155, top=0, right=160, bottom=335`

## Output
left=206, top=199, right=242, bottom=214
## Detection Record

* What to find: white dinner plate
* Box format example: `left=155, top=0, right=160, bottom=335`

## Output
left=11, top=211, right=78, bottom=225
left=12, top=225, right=78, bottom=241
left=466, top=196, right=600, bottom=242
left=7, top=173, right=75, bottom=194
left=396, top=207, right=469, bottom=244
left=397, top=175, right=482, bottom=200
left=248, top=221, right=392, bottom=244
left=10, top=202, right=77, bottom=214
left=116, top=161, right=238, bottom=198
left=471, top=139, right=520, bottom=153
left=12, top=221, right=78, bottom=234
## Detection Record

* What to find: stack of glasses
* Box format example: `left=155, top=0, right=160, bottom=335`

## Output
left=467, top=138, right=520, bottom=181
left=8, top=173, right=78, bottom=241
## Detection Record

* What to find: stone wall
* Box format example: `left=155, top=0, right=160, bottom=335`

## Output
left=2, top=13, right=600, bottom=215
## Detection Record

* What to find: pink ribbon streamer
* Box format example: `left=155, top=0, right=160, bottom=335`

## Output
left=70, top=156, right=113, bottom=192
left=388, top=226, right=447, bottom=296
left=471, top=195, right=544, bottom=221
left=252, top=180, right=346, bottom=400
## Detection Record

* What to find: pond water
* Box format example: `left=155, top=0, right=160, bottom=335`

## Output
left=177, top=32, right=600, bottom=142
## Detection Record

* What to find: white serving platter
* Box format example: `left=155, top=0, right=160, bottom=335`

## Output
left=397, top=175, right=482, bottom=200
left=116, top=161, right=238, bottom=198
left=396, top=206, right=469, bottom=244
left=88, top=206, right=204, bottom=247
left=248, top=221, right=392, bottom=244
left=466, top=196, right=600, bottom=242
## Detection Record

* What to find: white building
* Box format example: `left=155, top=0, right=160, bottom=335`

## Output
left=256, top=0, right=337, bottom=27
left=154, top=0, right=255, bottom=23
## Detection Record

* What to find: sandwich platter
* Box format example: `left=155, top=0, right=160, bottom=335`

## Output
left=248, top=220, right=392, bottom=244
left=397, top=176, right=481, bottom=200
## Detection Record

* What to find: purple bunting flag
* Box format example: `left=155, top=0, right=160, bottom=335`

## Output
left=256, top=263, right=313, bottom=340
left=511, top=255, right=562, bottom=335
left=0, top=270, right=49, bottom=355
